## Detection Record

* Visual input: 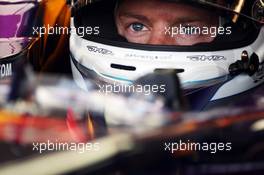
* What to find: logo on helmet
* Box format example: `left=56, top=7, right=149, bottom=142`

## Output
left=0, top=63, right=12, bottom=79
left=87, top=46, right=113, bottom=55
left=187, top=55, right=227, bottom=61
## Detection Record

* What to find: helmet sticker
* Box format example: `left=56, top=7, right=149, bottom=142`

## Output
left=187, top=55, right=227, bottom=61
left=87, top=45, right=114, bottom=55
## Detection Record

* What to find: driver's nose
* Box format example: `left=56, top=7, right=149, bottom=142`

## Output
left=147, top=27, right=176, bottom=45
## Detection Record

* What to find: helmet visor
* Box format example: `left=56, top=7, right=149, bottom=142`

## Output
left=73, top=0, right=262, bottom=49
left=75, top=0, right=264, bottom=23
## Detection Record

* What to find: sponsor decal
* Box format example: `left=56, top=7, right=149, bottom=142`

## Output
left=187, top=55, right=227, bottom=61
left=0, top=63, right=12, bottom=78
left=87, top=45, right=113, bottom=55
left=125, top=53, right=172, bottom=60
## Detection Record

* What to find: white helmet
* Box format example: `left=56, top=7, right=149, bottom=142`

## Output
left=70, top=0, right=264, bottom=110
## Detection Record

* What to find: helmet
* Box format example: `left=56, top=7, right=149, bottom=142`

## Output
left=0, top=0, right=42, bottom=79
left=70, top=0, right=264, bottom=110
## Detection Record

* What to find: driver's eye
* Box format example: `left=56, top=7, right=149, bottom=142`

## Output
left=181, top=26, right=200, bottom=35
left=129, top=23, right=147, bottom=32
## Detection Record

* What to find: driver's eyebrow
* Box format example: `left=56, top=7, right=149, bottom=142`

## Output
left=118, top=12, right=151, bottom=26
left=118, top=12, right=206, bottom=26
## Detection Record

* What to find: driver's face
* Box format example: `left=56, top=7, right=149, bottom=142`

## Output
left=115, top=0, right=218, bottom=46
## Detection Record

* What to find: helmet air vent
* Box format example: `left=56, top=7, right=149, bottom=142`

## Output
left=110, top=64, right=136, bottom=71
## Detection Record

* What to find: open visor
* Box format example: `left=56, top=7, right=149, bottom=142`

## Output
left=73, top=0, right=262, bottom=49
left=75, top=0, right=264, bottom=23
